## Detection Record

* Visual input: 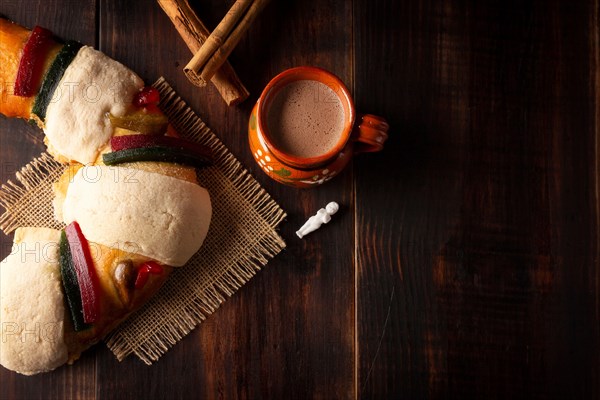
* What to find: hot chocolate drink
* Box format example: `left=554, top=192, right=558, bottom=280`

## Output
left=266, top=79, right=345, bottom=159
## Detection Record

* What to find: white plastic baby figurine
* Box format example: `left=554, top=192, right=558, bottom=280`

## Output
left=296, top=202, right=340, bottom=239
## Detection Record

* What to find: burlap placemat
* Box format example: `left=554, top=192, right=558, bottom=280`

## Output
left=0, top=77, right=286, bottom=365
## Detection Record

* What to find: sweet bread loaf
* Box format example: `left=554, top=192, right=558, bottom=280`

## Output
left=0, top=19, right=213, bottom=375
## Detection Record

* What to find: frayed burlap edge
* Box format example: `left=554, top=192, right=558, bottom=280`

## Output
left=0, top=152, right=66, bottom=233
left=0, top=77, right=287, bottom=365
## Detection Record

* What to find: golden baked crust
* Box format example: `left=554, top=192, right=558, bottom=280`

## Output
left=0, top=19, right=62, bottom=120
left=62, top=241, right=173, bottom=363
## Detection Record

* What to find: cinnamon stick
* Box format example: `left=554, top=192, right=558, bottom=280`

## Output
left=157, top=0, right=249, bottom=106
left=184, top=0, right=270, bottom=87
left=184, top=0, right=253, bottom=87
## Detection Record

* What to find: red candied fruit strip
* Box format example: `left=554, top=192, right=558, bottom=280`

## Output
left=65, top=221, right=101, bottom=324
left=14, top=26, right=56, bottom=97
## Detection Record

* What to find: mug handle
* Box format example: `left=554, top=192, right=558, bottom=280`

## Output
left=351, top=114, right=389, bottom=154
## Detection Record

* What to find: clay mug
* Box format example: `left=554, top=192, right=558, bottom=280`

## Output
left=248, top=66, right=389, bottom=188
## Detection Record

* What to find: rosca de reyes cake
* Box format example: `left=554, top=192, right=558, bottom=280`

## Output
left=0, top=18, right=214, bottom=375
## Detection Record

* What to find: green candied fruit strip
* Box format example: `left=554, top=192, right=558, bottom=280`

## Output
left=59, top=230, right=90, bottom=332
left=32, top=41, right=83, bottom=121
left=102, top=146, right=213, bottom=169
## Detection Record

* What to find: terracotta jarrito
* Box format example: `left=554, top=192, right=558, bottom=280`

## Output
left=249, top=66, right=389, bottom=188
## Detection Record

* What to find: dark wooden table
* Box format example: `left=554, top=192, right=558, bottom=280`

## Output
left=1, top=0, right=599, bottom=399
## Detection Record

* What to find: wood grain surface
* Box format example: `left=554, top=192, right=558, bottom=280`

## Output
left=0, top=0, right=598, bottom=399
